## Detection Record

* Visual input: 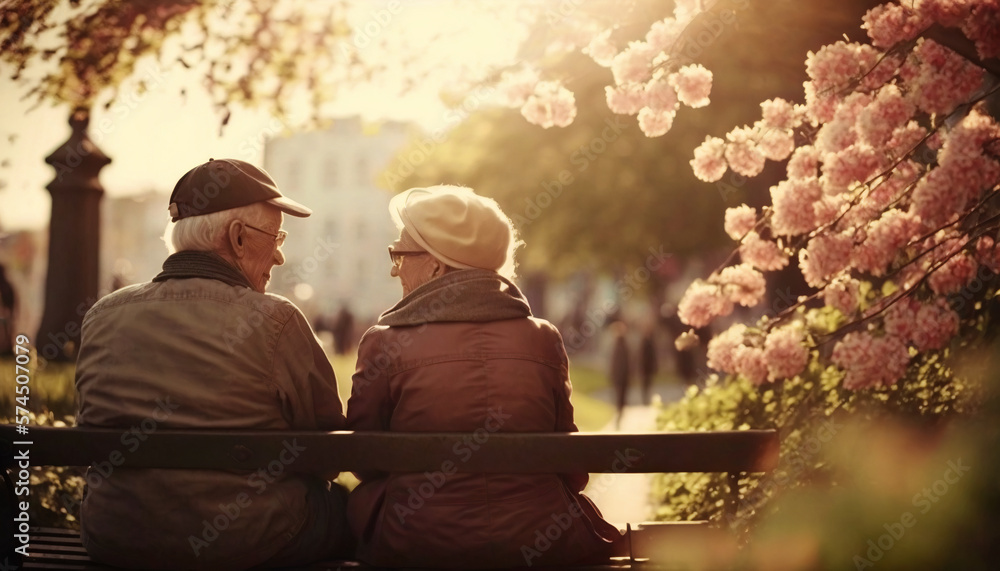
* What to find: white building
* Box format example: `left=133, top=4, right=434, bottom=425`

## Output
left=264, top=117, right=414, bottom=324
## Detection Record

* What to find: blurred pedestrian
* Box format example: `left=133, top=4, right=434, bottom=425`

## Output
left=609, top=320, right=630, bottom=429
left=638, top=322, right=658, bottom=405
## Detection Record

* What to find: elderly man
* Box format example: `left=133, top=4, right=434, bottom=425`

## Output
left=75, top=159, right=349, bottom=570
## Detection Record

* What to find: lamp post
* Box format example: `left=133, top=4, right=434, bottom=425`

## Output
left=36, top=108, right=109, bottom=362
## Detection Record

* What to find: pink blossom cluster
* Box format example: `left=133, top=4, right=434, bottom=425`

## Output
left=584, top=31, right=617, bottom=67
left=760, top=98, right=797, bottom=130
left=822, top=144, right=882, bottom=192
left=924, top=236, right=976, bottom=295
left=638, top=107, right=676, bottom=137
left=822, top=277, right=860, bottom=316
left=851, top=209, right=921, bottom=275
left=724, top=204, right=757, bottom=240
left=716, top=264, right=767, bottom=307
left=763, top=324, right=810, bottom=381
left=520, top=81, right=577, bottom=128
left=799, top=231, right=854, bottom=287
left=803, top=42, right=879, bottom=122
left=496, top=67, right=540, bottom=108
left=787, top=146, right=821, bottom=179
left=611, top=41, right=656, bottom=85
left=963, top=2, right=1000, bottom=59
left=691, top=136, right=728, bottom=182
left=857, top=85, right=916, bottom=148
left=861, top=4, right=930, bottom=49
left=706, top=322, right=810, bottom=384
left=976, top=236, right=1000, bottom=273
left=769, top=177, right=823, bottom=236
left=725, top=126, right=766, bottom=177
left=671, top=64, right=713, bottom=108
left=677, top=281, right=733, bottom=329
left=741, top=231, right=789, bottom=272
left=910, top=110, right=1000, bottom=227
left=605, top=84, right=646, bottom=115
left=706, top=323, right=747, bottom=373
left=832, top=331, right=911, bottom=389
left=816, top=92, right=870, bottom=154
left=757, top=125, right=796, bottom=162
left=884, top=297, right=959, bottom=351
left=907, top=39, right=984, bottom=116
left=677, top=264, right=766, bottom=328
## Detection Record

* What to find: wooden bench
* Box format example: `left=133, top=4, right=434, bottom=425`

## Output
left=1, top=425, right=779, bottom=570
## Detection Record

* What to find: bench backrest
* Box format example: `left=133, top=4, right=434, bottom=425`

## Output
left=1, top=426, right=779, bottom=474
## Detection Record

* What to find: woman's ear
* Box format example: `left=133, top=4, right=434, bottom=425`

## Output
left=227, top=220, right=246, bottom=259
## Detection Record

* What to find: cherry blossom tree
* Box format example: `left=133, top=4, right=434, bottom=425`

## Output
left=504, top=0, right=1000, bottom=394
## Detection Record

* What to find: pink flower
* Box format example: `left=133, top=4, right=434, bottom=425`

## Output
left=740, top=231, right=790, bottom=272
left=638, top=106, right=676, bottom=137
left=928, top=249, right=976, bottom=296
left=734, top=346, right=769, bottom=385
left=611, top=41, right=655, bottom=85
left=645, top=17, right=682, bottom=52
left=799, top=231, right=854, bottom=287
left=833, top=332, right=910, bottom=390
left=584, top=30, right=617, bottom=67
left=497, top=67, right=540, bottom=107
left=707, top=323, right=747, bottom=373
left=678, top=281, right=733, bottom=328
left=644, top=79, right=679, bottom=112
left=605, top=84, right=646, bottom=115
left=821, top=144, right=883, bottom=192
left=761, top=98, right=796, bottom=130
left=804, top=80, right=840, bottom=124
left=758, top=126, right=796, bottom=162
left=770, top=177, right=823, bottom=236
left=805, top=41, right=877, bottom=93
left=907, top=39, right=984, bottom=116
left=886, top=121, right=928, bottom=160
left=883, top=296, right=920, bottom=344
left=713, top=264, right=766, bottom=307
left=724, top=204, right=757, bottom=240
left=919, top=0, right=973, bottom=27
left=857, top=85, right=916, bottom=148
left=787, top=146, right=821, bottom=180
left=672, top=64, right=712, bottom=108
left=885, top=297, right=959, bottom=351
left=976, top=236, right=1000, bottom=273
left=725, top=126, right=766, bottom=177
left=521, top=81, right=577, bottom=128
left=822, top=277, right=860, bottom=316
left=965, top=3, right=1000, bottom=59
left=691, top=136, right=728, bottom=182
left=862, top=4, right=931, bottom=49
left=816, top=92, right=871, bottom=154
left=763, top=323, right=810, bottom=381
left=851, top=209, right=921, bottom=276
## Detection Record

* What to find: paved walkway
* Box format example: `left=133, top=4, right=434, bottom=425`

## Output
left=583, top=404, right=661, bottom=525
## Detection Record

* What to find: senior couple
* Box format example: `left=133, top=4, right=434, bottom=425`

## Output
left=74, top=158, right=620, bottom=570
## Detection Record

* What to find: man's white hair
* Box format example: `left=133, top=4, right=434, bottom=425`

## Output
left=162, top=203, right=272, bottom=254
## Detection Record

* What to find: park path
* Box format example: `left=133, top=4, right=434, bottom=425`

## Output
left=583, top=403, right=661, bottom=525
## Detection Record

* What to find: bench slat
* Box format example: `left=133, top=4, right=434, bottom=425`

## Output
left=1, top=426, right=778, bottom=474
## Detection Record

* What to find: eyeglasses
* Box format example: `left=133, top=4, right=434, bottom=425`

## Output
left=388, top=246, right=428, bottom=268
left=244, top=223, right=287, bottom=247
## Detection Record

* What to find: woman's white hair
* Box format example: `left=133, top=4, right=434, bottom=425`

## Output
left=162, top=202, right=272, bottom=254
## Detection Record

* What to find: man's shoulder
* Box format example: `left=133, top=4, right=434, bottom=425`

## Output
left=85, top=280, right=307, bottom=325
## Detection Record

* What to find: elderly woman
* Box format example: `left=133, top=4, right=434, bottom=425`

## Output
left=346, top=185, right=620, bottom=568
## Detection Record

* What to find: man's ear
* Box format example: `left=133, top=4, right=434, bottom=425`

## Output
left=227, top=220, right=246, bottom=259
